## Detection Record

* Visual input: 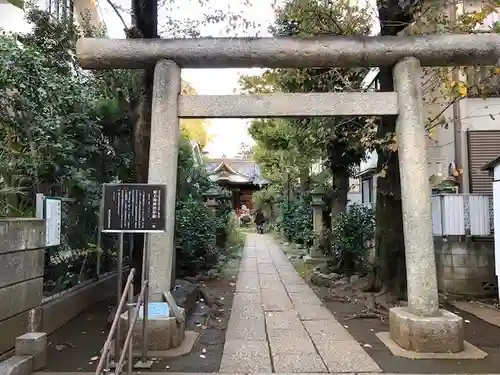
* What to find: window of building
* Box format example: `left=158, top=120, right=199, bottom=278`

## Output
left=361, top=177, right=372, bottom=204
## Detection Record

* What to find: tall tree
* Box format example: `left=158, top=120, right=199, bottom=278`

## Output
left=242, top=0, right=375, bottom=209
left=371, top=0, right=500, bottom=299
left=180, top=81, right=210, bottom=148
left=126, top=0, right=158, bottom=286
left=367, top=0, right=422, bottom=299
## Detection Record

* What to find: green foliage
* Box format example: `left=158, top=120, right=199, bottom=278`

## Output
left=252, top=184, right=281, bottom=220
left=221, top=211, right=245, bottom=257
left=0, top=7, right=135, bottom=294
left=279, top=196, right=313, bottom=246
left=328, top=203, right=375, bottom=274
left=240, top=214, right=252, bottom=226
left=240, top=0, right=376, bottom=191
left=175, top=196, right=217, bottom=276
left=176, top=132, right=242, bottom=276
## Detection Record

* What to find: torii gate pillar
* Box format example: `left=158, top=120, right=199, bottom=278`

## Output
left=75, top=34, right=499, bottom=357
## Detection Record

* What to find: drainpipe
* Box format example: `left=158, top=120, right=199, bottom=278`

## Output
left=451, top=0, right=471, bottom=193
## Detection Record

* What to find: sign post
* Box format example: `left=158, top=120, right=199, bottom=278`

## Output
left=101, top=183, right=167, bottom=367
left=35, top=193, right=62, bottom=247
left=102, top=184, right=167, bottom=233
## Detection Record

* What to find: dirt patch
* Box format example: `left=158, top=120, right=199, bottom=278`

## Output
left=314, top=283, right=500, bottom=374
left=150, top=278, right=235, bottom=372
left=275, top=235, right=500, bottom=375
left=44, top=278, right=237, bottom=372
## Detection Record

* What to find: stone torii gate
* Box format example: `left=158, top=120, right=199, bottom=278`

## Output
left=77, top=34, right=500, bottom=354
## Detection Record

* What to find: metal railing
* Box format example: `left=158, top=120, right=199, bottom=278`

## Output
left=95, top=268, right=149, bottom=375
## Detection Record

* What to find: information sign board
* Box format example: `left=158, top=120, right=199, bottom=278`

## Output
left=102, top=183, right=167, bottom=233
left=35, top=194, right=62, bottom=247
left=45, top=198, right=62, bottom=247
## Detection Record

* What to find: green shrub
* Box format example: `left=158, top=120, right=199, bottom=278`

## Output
left=252, top=184, right=281, bottom=220
left=240, top=214, right=251, bottom=226
left=215, top=193, right=232, bottom=247
left=329, top=203, right=375, bottom=274
left=222, top=211, right=244, bottom=256
left=174, top=135, right=222, bottom=276
left=279, top=196, right=313, bottom=246
left=175, top=196, right=217, bottom=276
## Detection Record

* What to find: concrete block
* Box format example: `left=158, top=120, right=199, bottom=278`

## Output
left=389, top=306, right=464, bottom=353
left=0, top=250, right=44, bottom=289
left=15, top=333, right=47, bottom=370
left=0, top=311, right=31, bottom=354
left=0, top=356, right=33, bottom=375
left=0, top=279, right=43, bottom=321
left=119, top=308, right=185, bottom=350
left=0, top=219, right=44, bottom=256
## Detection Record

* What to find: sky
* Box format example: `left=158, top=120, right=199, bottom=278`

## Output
left=0, top=0, right=378, bottom=158
left=100, top=0, right=278, bottom=158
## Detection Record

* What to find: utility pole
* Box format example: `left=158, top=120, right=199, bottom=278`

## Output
left=450, top=0, right=470, bottom=193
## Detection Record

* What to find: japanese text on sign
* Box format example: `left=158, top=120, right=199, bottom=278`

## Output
left=102, top=184, right=166, bottom=233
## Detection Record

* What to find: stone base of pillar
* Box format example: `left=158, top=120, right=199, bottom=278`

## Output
left=303, top=254, right=327, bottom=265
left=119, top=306, right=186, bottom=351
left=389, top=306, right=464, bottom=353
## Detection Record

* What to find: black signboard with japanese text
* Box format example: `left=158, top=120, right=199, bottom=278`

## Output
left=102, top=183, right=167, bottom=233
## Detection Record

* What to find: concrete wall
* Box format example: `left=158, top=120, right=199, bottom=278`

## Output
left=435, top=236, right=497, bottom=296
left=0, top=218, right=45, bottom=355
left=40, top=272, right=118, bottom=334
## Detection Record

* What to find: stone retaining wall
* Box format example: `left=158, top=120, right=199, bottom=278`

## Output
left=0, top=218, right=45, bottom=355
left=435, top=236, right=497, bottom=296
left=41, top=272, right=118, bottom=334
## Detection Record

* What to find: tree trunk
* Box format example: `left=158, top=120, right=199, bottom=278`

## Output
left=372, top=112, right=406, bottom=297
left=331, top=169, right=349, bottom=218
left=371, top=0, right=421, bottom=298
left=129, top=0, right=158, bottom=291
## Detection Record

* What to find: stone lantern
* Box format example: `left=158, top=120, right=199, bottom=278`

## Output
left=217, top=188, right=232, bottom=207
left=203, top=187, right=220, bottom=217
left=304, top=186, right=327, bottom=264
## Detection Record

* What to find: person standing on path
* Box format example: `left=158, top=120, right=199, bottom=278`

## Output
left=254, top=211, right=265, bottom=234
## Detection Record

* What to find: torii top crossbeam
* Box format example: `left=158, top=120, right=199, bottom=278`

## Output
left=76, top=34, right=500, bottom=70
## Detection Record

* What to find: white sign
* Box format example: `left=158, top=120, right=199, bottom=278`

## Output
left=138, top=302, right=170, bottom=319
left=36, top=195, right=62, bottom=247
left=45, top=198, right=62, bottom=247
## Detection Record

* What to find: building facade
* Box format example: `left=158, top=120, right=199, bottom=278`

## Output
left=359, top=0, right=500, bottom=203
left=205, top=158, right=269, bottom=211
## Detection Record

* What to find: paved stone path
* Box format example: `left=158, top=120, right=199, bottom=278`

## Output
left=220, top=234, right=382, bottom=373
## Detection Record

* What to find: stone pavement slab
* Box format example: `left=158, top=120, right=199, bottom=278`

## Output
left=288, top=291, right=324, bottom=305
left=219, top=339, right=272, bottom=373
left=265, top=311, right=303, bottom=331
left=262, top=289, right=293, bottom=311
left=272, top=353, right=328, bottom=373
left=219, top=234, right=381, bottom=373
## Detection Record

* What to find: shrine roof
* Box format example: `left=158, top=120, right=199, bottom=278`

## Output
left=205, top=158, right=269, bottom=186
